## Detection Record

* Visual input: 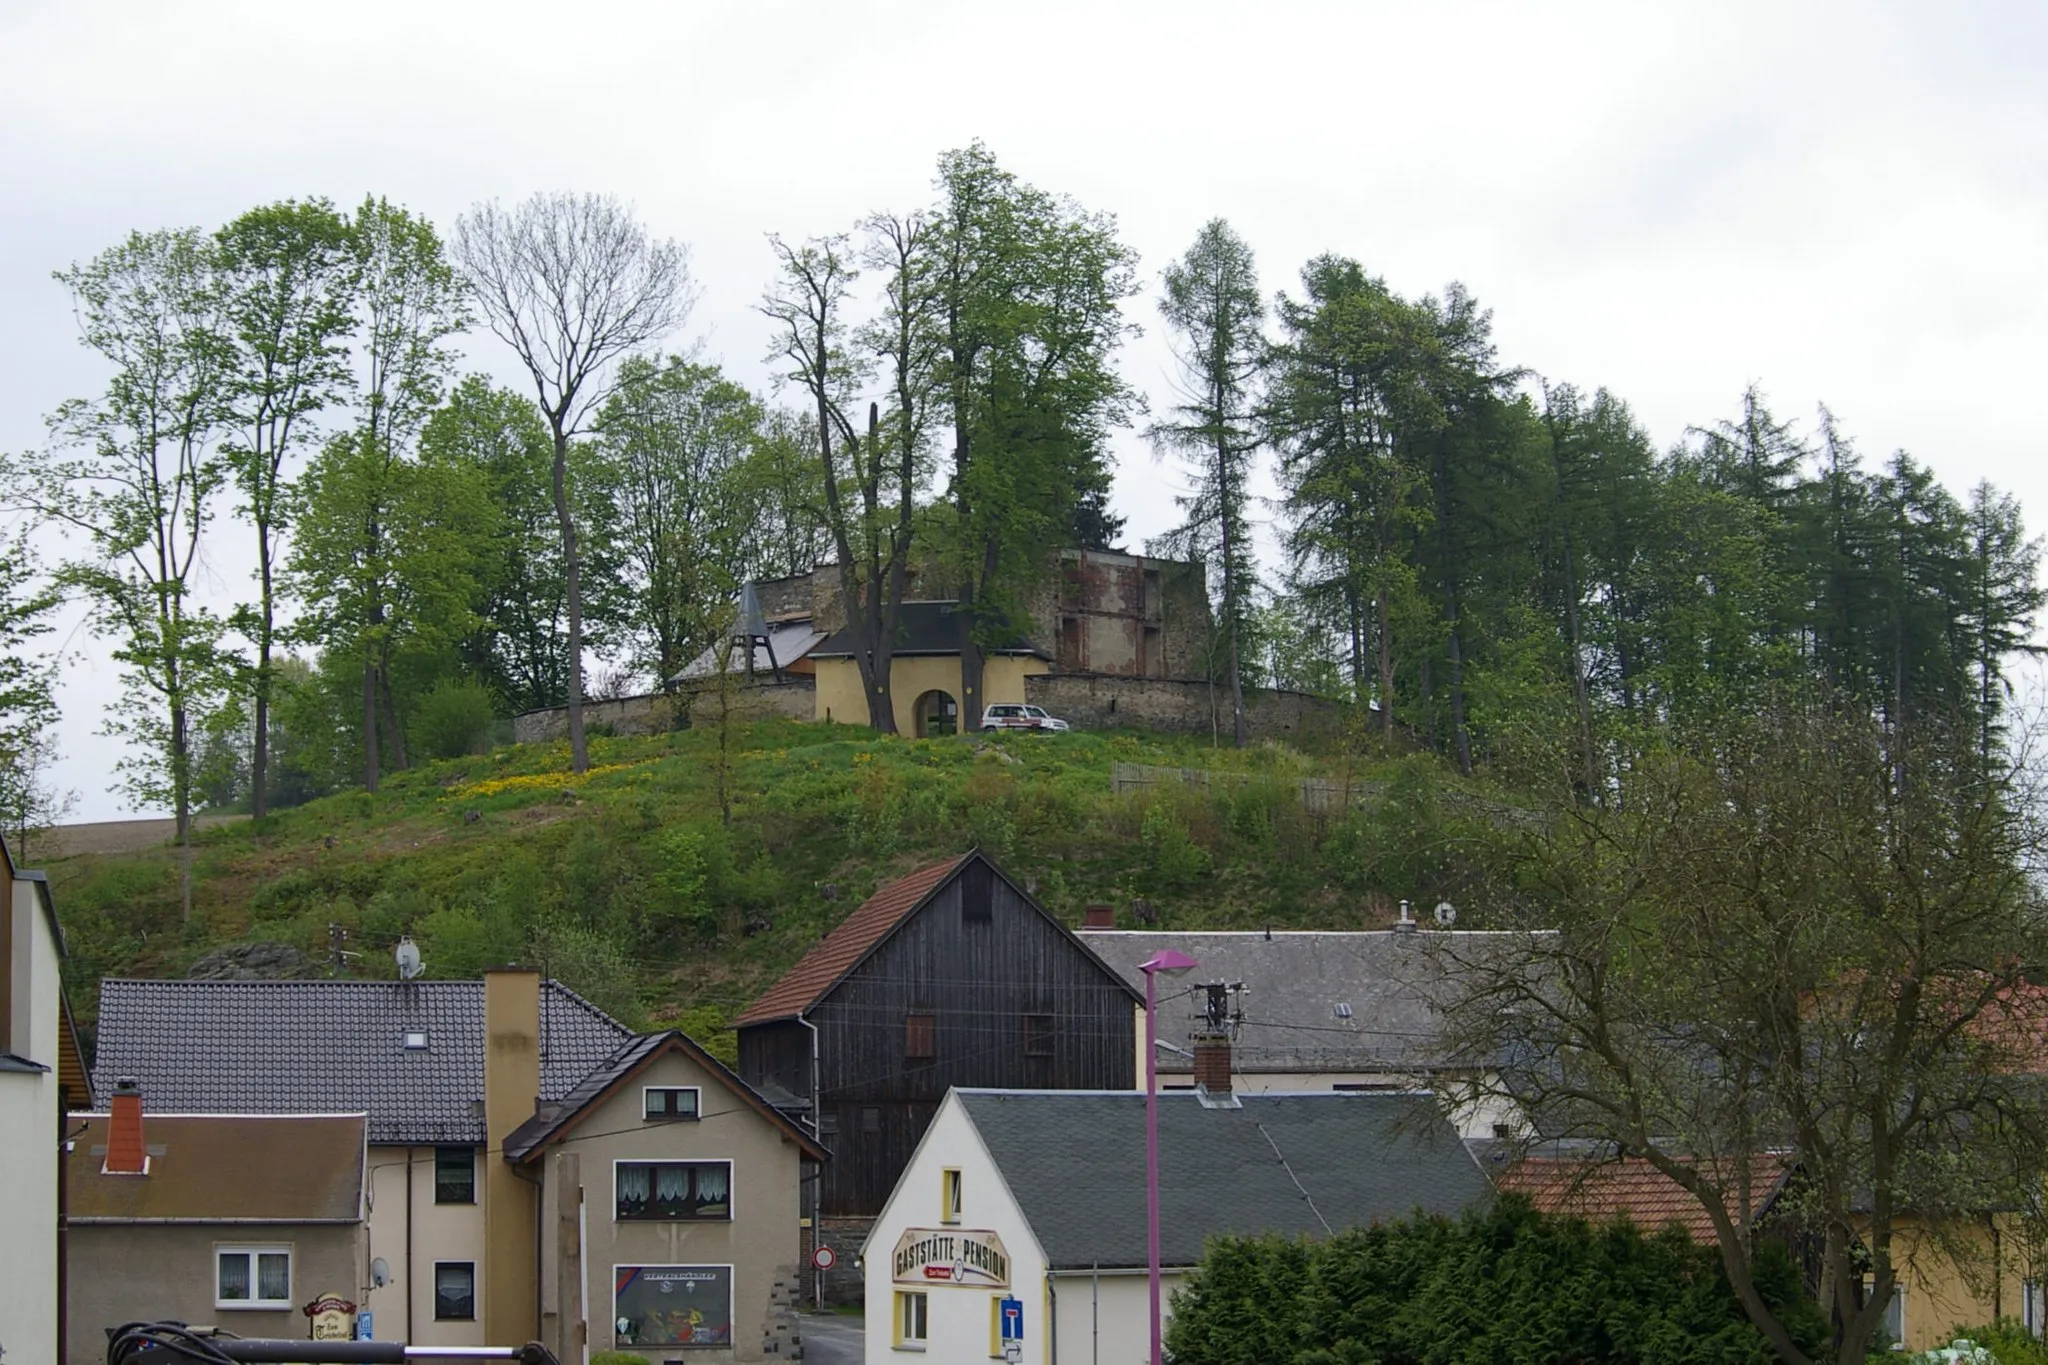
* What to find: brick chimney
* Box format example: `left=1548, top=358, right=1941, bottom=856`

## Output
left=1081, top=903, right=1115, bottom=931
left=104, top=1077, right=148, bottom=1175
left=1191, top=1036, right=1232, bottom=1096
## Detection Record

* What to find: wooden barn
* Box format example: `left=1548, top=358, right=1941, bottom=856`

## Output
left=734, top=852, right=1140, bottom=1228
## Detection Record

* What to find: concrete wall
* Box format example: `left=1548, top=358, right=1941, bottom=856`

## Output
left=361, top=1145, right=488, bottom=1344
left=542, top=1048, right=807, bottom=1363
left=513, top=681, right=815, bottom=745
left=1, top=875, right=61, bottom=1365
left=1026, top=673, right=1344, bottom=741
left=67, top=1223, right=361, bottom=1364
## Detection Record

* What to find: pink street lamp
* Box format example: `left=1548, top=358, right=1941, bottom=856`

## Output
left=1140, top=948, right=1198, bottom=1365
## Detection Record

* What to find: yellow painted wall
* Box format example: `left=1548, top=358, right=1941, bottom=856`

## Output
left=812, top=656, right=1049, bottom=734
left=1857, top=1214, right=2028, bottom=1352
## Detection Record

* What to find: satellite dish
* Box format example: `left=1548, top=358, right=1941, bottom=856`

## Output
left=1434, top=901, right=1458, bottom=927
left=370, top=1257, right=391, bottom=1288
left=395, top=937, right=423, bottom=981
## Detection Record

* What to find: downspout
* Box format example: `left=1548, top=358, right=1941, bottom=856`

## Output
left=58, top=1113, right=74, bottom=1362
left=1093, top=1263, right=1100, bottom=1365
left=1046, top=1270, right=1057, bottom=1365
left=801, top=1013, right=824, bottom=1306
left=405, top=1151, right=415, bottom=1342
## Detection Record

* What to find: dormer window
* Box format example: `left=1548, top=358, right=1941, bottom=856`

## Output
left=403, top=1031, right=429, bottom=1051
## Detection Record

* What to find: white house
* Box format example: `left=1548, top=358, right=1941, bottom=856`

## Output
left=1077, top=924, right=1536, bottom=1140
left=861, top=1085, right=1490, bottom=1365
left=0, top=833, right=93, bottom=1365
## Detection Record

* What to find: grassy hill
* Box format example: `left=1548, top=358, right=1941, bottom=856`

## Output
left=43, top=717, right=1529, bottom=1057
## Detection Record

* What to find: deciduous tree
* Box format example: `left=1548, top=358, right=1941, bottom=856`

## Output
left=454, top=193, right=693, bottom=773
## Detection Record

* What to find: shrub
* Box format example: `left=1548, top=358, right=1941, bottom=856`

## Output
left=411, top=679, right=500, bottom=760
left=1141, top=801, right=1209, bottom=890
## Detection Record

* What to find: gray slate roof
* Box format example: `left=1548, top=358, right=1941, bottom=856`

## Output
left=956, top=1089, right=1489, bottom=1269
left=1079, top=929, right=1525, bottom=1073
left=811, top=600, right=1046, bottom=660
left=91, top=978, right=633, bottom=1144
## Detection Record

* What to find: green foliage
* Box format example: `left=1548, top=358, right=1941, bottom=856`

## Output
left=1141, top=799, right=1210, bottom=889
left=1943, top=1322, right=2048, bottom=1365
left=1166, top=1199, right=1826, bottom=1365
left=591, top=1352, right=646, bottom=1365
left=411, top=679, right=500, bottom=760
left=673, top=1004, right=739, bottom=1069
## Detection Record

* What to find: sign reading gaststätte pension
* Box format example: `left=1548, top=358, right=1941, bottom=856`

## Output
left=891, top=1228, right=1010, bottom=1288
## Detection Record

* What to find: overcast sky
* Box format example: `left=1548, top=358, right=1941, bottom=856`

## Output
left=4, top=0, right=2044, bottom=822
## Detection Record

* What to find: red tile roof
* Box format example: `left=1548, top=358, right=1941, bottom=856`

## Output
left=1499, top=1155, right=1789, bottom=1245
left=733, top=855, right=972, bottom=1026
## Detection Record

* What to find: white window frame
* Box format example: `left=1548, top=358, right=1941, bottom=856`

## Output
left=642, top=1085, right=702, bottom=1121
left=2024, top=1280, right=2045, bottom=1338
left=612, top=1158, right=735, bottom=1222
left=941, top=1167, right=963, bottom=1223
left=215, top=1244, right=293, bottom=1310
left=432, top=1260, right=477, bottom=1321
left=894, top=1289, right=929, bottom=1351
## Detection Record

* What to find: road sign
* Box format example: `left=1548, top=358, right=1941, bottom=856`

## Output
left=813, top=1245, right=837, bottom=1271
left=1000, top=1296, right=1024, bottom=1341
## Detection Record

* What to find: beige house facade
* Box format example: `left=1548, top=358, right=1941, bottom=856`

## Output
left=507, top=1030, right=827, bottom=1362
left=63, top=1104, right=367, bottom=1362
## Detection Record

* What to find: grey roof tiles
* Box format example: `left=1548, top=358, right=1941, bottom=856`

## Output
left=90, top=978, right=632, bottom=1144
left=955, top=1088, right=1490, bottom=1269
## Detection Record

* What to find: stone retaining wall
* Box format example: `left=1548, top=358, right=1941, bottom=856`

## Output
left=512, top=678, right=815, bottom=744
left=1024, top=672, right=1345, bottom=741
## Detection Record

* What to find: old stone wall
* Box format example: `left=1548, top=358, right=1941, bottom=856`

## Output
left=511, top=679, right=815, bottom=744
left=1024, top=672, right=1345, bottom=742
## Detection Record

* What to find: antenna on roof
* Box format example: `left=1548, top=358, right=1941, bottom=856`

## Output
left=1394, top=900, right=1417, bottom=934
left=395, top=936, right=423, bottom=981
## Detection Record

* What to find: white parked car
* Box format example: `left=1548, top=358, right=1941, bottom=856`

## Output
left=982, top=703, right=1071, bottom=733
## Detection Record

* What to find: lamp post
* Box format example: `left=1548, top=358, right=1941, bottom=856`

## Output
left=1140, top=948, right=1198, bottom=1365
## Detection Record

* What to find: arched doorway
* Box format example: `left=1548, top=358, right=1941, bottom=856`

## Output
left=913, top=689, right=958, bottom=738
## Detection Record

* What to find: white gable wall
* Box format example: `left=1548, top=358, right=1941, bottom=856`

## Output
left=0, top=872, right=61, bottom=1365
left=863, top=1093, right=1050, bottom=1365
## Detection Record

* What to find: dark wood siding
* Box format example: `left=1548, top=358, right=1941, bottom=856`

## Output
left=737, top=1019, right=812, bottom=1104
left=795, top=863, right=1137, bottom=1215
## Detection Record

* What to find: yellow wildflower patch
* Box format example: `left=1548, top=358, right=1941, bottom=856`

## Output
left=449, top=761, right=644, bottom=801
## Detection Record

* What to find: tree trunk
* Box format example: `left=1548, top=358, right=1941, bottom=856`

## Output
left=251, top=518, right=274, bottom=819
left=1445, top=591, right=1473, bottom=777
left=552, top=428, right=588, bottom=773
left=1219, top=445, right=1246, bottom=750
left=379, top=663, right=409, bottom=771
left=1375, top=581, right=1396, bottom=740
left=171, top=697, right=192, bottom=924
left=1560, top=531, right=1598, bottom=799
left=361, top=650, right=380, bottom=793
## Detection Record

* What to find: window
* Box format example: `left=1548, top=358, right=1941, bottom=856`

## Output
left=216, top=1246, right=292, bottom=1309
left=860, top=1106, right=882, bottom=1135
left=1867, top=1280, right=1905, bottom=1350
left=433, top=1262, right=475, bottom=1320
left=894, top=1290, right=928, bottom=1350
left=2024, top=1280, right=2045, bottom=1338
left=615, top=1265, right=733, bottom=1347
left=905, top=1013, right=936, bottom=1061
left=961, top=860, right=993, bottom=923
left=942, top=1168, right=963, bottom=1224
left=403, top=1030, right=429, bottom=1050
left=1023, top=1014, right=1054, bottom=1057
left=644, top=1087, right=701, bottom=1121
left=434, top=1146, right=475, bottom=1204
left=615, top=1161, right=733, bottom=1221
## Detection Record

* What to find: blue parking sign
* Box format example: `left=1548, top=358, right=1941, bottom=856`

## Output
left=1000, top=1296, right=1024, bottom=1341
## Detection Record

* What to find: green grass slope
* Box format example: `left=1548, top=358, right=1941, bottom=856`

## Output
left=45, top=718, right=1527, bottom=1058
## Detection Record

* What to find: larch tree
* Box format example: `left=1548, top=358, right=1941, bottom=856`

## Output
left=324, top=198, right=466, bottom=790
left=759, top=233, right=900, bottom=730
left=214, top=197, right=357, bottom=819
left=19, top=228, right=234, bottom=920
left=1149, top=218, right=1265, bottom=747
left=454, top=193, right=694, bottom=774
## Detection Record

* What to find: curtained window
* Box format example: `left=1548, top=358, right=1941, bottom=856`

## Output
left=616, top=1161, right=733, bottom=1221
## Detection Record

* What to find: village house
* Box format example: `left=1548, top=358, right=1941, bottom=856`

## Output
left=1077, top=922, right=1533, bottom=1139
left=0, top=833, right=94, bottom=1365
left=64, top=1094, right=368, bottom=1363
left=734, top=852, right=1142, bottom=1287
left=88, top=967, right=822, bottom=1362
left=862, top=1085, right=1491, bottom=1365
